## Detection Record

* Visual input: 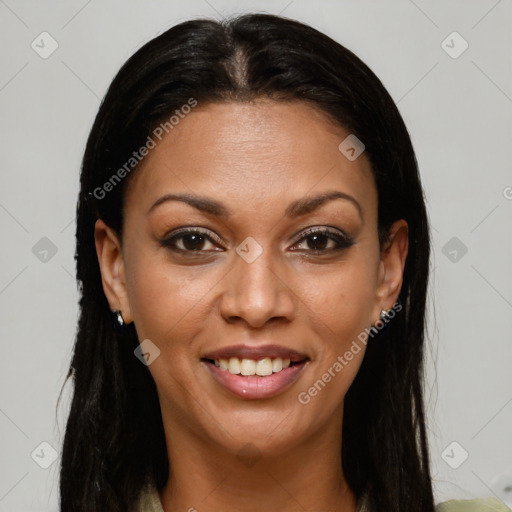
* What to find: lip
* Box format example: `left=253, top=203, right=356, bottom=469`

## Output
left=201, top=344, right=310, bottom=400
left=202, top=344, right=309, bottom=362
left=203, top=359, right=309, bottom=400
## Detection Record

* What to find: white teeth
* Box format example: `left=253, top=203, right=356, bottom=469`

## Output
left=255, top=357, right=273, bottom=376
left=228, top=357, right=241, bottom=374
left=214, top=356, right=298, bottom=376
left=240, top=359, right=256, bottom=376
left=272, top=358, right=282, bottom=372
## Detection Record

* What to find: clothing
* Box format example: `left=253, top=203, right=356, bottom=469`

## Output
left=137, top=482, right=512, bottom=511
left=138, top=482, right=164, bottom=512
left=435, top=497, right=512, bottom=511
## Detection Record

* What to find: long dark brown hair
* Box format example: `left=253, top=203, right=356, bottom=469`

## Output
left=59, top=13, right=435, bottom=512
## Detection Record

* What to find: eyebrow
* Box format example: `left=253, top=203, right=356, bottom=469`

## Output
left=147, top=190, right=363, bottom=220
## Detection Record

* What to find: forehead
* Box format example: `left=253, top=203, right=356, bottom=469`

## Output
left=124, top=100, right=376, bottom=220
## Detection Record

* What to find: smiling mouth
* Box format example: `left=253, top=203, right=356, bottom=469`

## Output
left=201, top=356, right=307, bottom=376
left=201, top=344, right=310, bottom=399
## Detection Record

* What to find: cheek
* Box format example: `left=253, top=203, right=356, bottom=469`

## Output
left=124, top=249, right=221, bottom=347
left=294, top=271, right=376, bottom=421
left=294, top=253, right=379, bottom=408
left=305, top=259, right=378, bottom=347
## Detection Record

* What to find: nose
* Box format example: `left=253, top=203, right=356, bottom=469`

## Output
left=219, top=246, right=296, bottom=329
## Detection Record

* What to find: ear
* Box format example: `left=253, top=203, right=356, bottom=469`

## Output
left=94, top=218, right=133, bottom=324
left=372, top=219, right=409, bottom=324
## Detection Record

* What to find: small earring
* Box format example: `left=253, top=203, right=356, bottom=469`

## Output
left=380, top=308, right=392, bottom=321
left=113, top=310, right=125, bottom=326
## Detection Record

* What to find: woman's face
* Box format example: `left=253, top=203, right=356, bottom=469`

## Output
left=96, top=99, right=407, bottom=457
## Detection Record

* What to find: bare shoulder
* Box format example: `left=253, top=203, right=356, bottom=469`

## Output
left=436, top=497, right=511, bottom=511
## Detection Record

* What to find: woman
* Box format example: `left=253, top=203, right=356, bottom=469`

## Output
left=58, top=13, right=510, bottom=512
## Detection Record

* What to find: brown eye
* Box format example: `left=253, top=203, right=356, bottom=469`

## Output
left=291, top=227, right=355, bottom=253
left=161, top=229, right=222, bottom=253
left=304, top=233, right=331, bottom=251
left=179, top=233, right=208, bottom=251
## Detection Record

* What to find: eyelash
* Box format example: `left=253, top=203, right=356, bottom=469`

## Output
left=293, top=227, right=355, bottom=253
left=160, top=227, right=355, bottom=255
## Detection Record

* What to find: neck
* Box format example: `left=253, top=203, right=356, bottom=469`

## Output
left=159, top=409, right=357, bottom=512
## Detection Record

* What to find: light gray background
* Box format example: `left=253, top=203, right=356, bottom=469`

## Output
left=1, top=1, right=511, bottom=510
